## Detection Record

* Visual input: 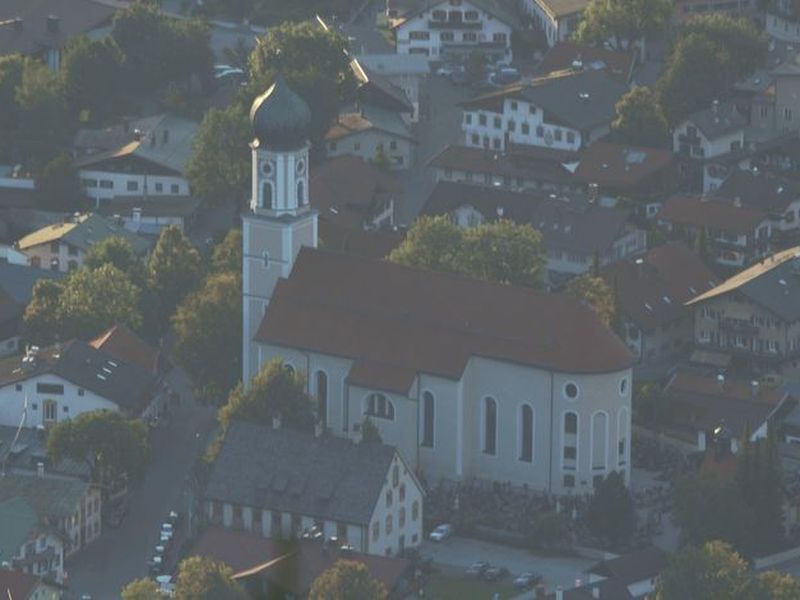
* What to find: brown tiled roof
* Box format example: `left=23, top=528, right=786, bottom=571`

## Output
left=97, top=195, right=202, bottom=219
left=714, top=169, right=800, bottom=215
left=0, top=567, right=43, bottom=600
left=255, top=248, right=634, bottom=382
left=587, top=546, right=668, bottom=585
left=538, top=42, right=634, bottom=80
left=573, top=142, right=675, bottom=192
left=89, top=324, right=168, bottom=376
left=601, top=241, right=718, bottom=330
left=311, top=155, right=398, bottom=230
left=0, top=0, right=117, bottom=57
left=190, top=526, right=410, bottom=596
left=657, top=194, right=768, bottom=234
left=319, top=221, right=402, bottom=260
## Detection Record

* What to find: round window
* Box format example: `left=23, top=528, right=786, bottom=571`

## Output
left=619, top=377, right=628, bottom=396
left=262, top=160, right=274, bottom=176
left=296, top=159, right=306, bottom=175
left=564, top=382, right=579, bottom=400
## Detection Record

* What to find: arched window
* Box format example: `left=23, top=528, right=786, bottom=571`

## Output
left=412, top=500, right=419, bottom=521
left=297, top=180, right=305, bottom=205
left=483, top=397, right=497, bottom=455
left=315, top=371, right=328, bottom=427
left=365, top=393, right=394, bottom=420
left=262, top=181, right=273, bottom=209
left=386, top=515, right=393, bottom=535
left=422, top=391, right=435, bottom=448
left=564, top=411, right=578, bottom=435
left=618, top=407, right=629, bottom=465
left=591, top=411, right=608, bottom=470
left=520, top=404, right=533, bottom=463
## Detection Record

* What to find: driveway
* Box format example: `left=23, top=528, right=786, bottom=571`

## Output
left=64, top=368, right=217, bottom=600
left=422, top=536, right=593, bottom=593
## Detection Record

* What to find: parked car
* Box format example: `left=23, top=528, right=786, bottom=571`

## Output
left=429, top=523, right=454, bottom=542
left=147, top=555, right=163, bottom=575
left=167, top=510, right=180, bottom=526
left=156, top=575, right=175, bottom=596
left=491, top=67, right=521, bottom=85
left=483, top=566, right=509, bottom=581
left=513, top=572, right=543, bottom=589
left=465, top=561, right=491, bottom=577
left=436, top=64, right=462, bottom=77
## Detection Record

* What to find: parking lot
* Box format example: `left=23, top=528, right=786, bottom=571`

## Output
left=421, top=535, right=595, bottom=592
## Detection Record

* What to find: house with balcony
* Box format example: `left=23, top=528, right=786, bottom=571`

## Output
left=657, top=194, right=773, bottom=269
left=392, top=0, right=517, bottom=63
left=461, top=68, right=628, bottom=153
left=203, top=421, right=424, bottom=558
left=686, top=246, right=800, bottom=376
left=768, top=0, right=800, bottom=42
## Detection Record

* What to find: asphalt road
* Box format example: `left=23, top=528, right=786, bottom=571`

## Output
left=64, top=368, right=217, bottom=600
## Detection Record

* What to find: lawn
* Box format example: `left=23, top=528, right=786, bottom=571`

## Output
left=420, top=573, right=519, bottom=600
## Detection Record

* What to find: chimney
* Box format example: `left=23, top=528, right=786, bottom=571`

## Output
left=555, top=586, right=564, bottom=600
left=592, top=586, right=600, bottom=599
left=712, top=99, right=720, bottom=114
left=635, top=257, right=644, bottom=278
left=717, top=373, right=725, bottom=390
left=272, top=415, right=282, bottom=430
left=37, top=462, right=44, bottom=478
left=751, top=380, right=760, bottom=397
left=46, top=15, right=60, bottom=33
left=133, top=129, right=143, bottom=142
left=575, top=579, right=583, bottom=589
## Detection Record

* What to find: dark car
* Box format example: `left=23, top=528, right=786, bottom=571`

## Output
left=465, top=561, right=490, bottom=577
left=513, top=572, right=543, bottom=589
left=483, top=566, right=509, bottom=582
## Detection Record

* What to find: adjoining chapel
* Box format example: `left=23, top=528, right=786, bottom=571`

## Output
left=242, top=75, right=635, bottom=495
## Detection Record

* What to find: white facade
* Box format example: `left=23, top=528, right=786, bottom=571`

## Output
left=21, top=240, right=86, bottom=272
left=767, top=11, right=800, bottom=43
left=672, top=121, right=744, bottom=160
left=519, top=0, right=584, bottom=47
left=394, top=0, right=513, bottom=63
left=8, top=531, right=66, bottom=584
left=326, top=129, right=415, bottom=169
left=80, top=169, right=189, bottom=204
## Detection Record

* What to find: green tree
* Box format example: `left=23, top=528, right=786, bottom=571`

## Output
left=60, top=36, right=125, bottom=119
left=611, top=86, right=669, bottom=147
left=186, top=106, right=251, bottom=205
left=574, top=0, right=671, bottom=49
left=526, top=511, right=571, bottom=550
left=0, top=54, right=25, bottom=145
left=211, top=229, right=243, bottom=273
left=736, top=434, right=784, bottom=555
left=14, top=57, right=69, bottom=154
left=248, top=21, right=354, bottom=146
left=565, top=275, right=615, bottom=326
left=148, top=226, right=202, bottom=324
left=586, top=471, right=635, bottom=547
left=174, top=272, right=242, bottom=402
left=84, top=236, right=147, bottom=286
left=360, top=417, right=382, bottom=443
left=21, top=279, right=62, bottom=346
left=219, top=358, right=315, bottom=431
left=47, top=410, right=149, bottom=492
left=34, top=153, right=89, bottom=212
left=308, top=560, right=388, bottom=600
left=656, top=541, right=760, bottom=600
left=672, top=470, right=755, bottom=554
left=460, top=220, right=546, bottom=287
left=174, top=556, right=247, bottom=600
left=756, top=570, right=800, bottom=599
left=682, top=15, right=766, bottom=80
left=121, top=577, right=160, bottom=600
left=388, top=215, right=463, bottom=274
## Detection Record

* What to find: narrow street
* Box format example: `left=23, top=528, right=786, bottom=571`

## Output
left=64, top=368, right=217, bottom=600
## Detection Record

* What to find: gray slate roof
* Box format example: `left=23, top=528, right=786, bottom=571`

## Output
left=0, top=262, right=65, bottom=305
left=714, top=169, right=800, bottom=215
left=684, top=102, right=746, bottom=140
left=205, top=421, right=397, bottom=526
left=733, top=255, right=800, bottom=322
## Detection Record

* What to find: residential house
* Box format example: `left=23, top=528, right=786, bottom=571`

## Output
left=686, top=246, right=800, bottom=376
left=428, top=143, right=579, bottom=194
left=0, top=568, right=60, bottom=600
left=601, top=241, right=718, bottom=365
left=768, top=0, right=800, bottom=43
left=244, top=75, right=635, bottom=495
left=0, top=263, right=65, bottom=358
left=89, top=324, right=170, bottom=379
left=310, top=155, right=398, bottom=231
left=0, top=0, right=117, bottom=71
left=0, top=339, right=163, bottom=429
left=657, top=194, right=773, bottom=268
left=547, top=579, right=633, bottom=599
left=16, top=213, right=150, bottom=272
left=519, top=0, right=588, bottom=47
left=586, top=546, right=668, bottom=598
left=0, top=474, right=102, bottom=581
left=350, top=58, right=416, bottom=122
left=392, top=0, right=516, bottom=63
left=203, top=422, right=424, bottom=558
left=0, top=424, right=90, bottom=481
left=419, top=180, right=646, bottom=281
left=352, top=54, right=429, bottom=123
left=73, top=114, right=198, bottom=205
left=461, top=68, right=629, bottom=153
left=189, top=526, right=412, bottom=599
left=325, top=107, right=415, bottom=169
left=97, top=195, right=201, bottom=236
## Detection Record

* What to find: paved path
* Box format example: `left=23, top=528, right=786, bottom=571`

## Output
left=64, top=368, right=216, bottom=600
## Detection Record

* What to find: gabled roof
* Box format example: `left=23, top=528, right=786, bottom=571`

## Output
left=681, top=102, right=746, bottom=141
left=601, top=241, right=718, bottom=330
left=0, top=262, right=65, bottom=305
left=0, top=339, right=158, bottom=414
left=714, top=169, right=800, bottom=215
left=319, top=221, right=402, bottom=260
left=587, top=546, right=668, bottom=584
left=0, top=497, right=38, bottom=562
left=90, top=324, right=168, bottom=377
left=687, top=246, right=800, bottom=322
left=0, top=474, right=89, bottom=521
left=255, top=248, right=634, bottom=377
left=392, top=0, right=519, bottom=29
left=325, top=106, right=414, bottom=143
left=16, top=213, right=151, bottom=254
left=204, top=422, right=398, bottom=526
left=0, top=567, right=47, bottom=600
left=462, top=69, right=628, bottom=132
left=533, top=0, right=589, bottom=18
left=657, top=194, right=768, bottom=234
left=573, top=142, right=674, bottom=192
left=351, top=60, right=414, bottom=114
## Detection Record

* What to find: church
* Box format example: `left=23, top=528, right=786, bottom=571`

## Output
left=242, top=76, right=634, bottom=495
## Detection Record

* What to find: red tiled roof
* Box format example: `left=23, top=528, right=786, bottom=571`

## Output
left=657, top=194, right=768, bottom=234
left=0, top=567, right=43, bottom=599
left=319, top=221, right=402, bottom=260
left=89, top=324, right=167, bottom=376
left=256, top=248, right=634, bottom=383
left=573, top=142, right=675, bottom=192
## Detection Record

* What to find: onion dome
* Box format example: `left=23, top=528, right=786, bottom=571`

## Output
left=250, top=73, right=312, bottom=149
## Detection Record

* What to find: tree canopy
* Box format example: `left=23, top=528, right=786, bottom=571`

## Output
left=211, top=229, right=243, bottom=273
left=174, top=556, right=248, bottom=600
left=148, top=226, right=202, bottom=326
left=121, top=578, right=160, bottom=600
left=218, top=358, right=315, bottom=431
left=389, top=216, right=546, bottom=288
left=34, top=152, right=89, bottom=212
left=574, top=0, right=671, bottom=50
left=60, top=36, right=125, bottom=119
left=611, top=86, right=669, bottom=148
left=565, top=275, right=615, bottom=326
left=85, top=236, right=147, bottom=287
left=309, top=560, right=388, bottom=600
left=586, top=471, right=635, bottom=547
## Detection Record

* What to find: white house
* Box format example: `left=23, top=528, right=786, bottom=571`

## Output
left=242, top=77, right=635, bottom=496
left=673, top=101, right=746, bottom=161
left=392, top=0, right=516, bottom=63
left=203, top=421, right=424, bottom=557
left=461, top=68, right=629, bottom=153
left=354, top=54, right=429, bottom=123
left=519, top=0, right=588, bottom=47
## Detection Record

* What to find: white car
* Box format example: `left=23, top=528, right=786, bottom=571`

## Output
left=156, top=575, right=175, bottom=596
left=429, top=523, right=454, bottom=542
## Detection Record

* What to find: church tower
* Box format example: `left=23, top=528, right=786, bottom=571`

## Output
left=242, top=74, right=317, bottom=383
